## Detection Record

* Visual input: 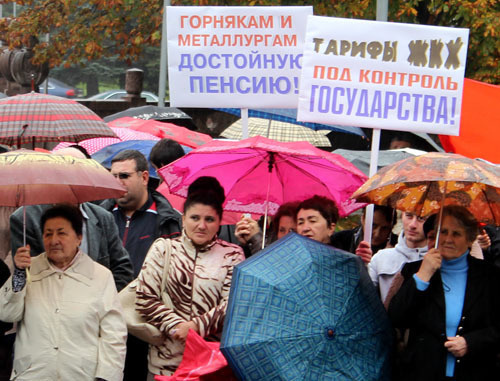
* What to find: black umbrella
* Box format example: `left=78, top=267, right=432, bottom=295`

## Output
left=103, top=105, right=192, bottom=123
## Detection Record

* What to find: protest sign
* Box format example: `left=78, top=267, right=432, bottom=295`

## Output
left=167, top=6, right=312, bottom=108
left=298, top=16, right=469, bottom=135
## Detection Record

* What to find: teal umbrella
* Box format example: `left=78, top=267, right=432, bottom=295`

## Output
left=221, top=233, right=392, bottom=380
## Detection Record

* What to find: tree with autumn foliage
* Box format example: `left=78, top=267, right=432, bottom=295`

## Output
left=0, top=0, right=498, bottom=84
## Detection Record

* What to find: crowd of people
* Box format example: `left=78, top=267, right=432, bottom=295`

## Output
left=0, top=138, right=499, bottom=381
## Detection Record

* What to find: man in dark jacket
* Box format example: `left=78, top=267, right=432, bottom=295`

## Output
left=101, top=149, right=182, bottom=381
left=101, top=149, right=182, bottom=276
left=10, top=202, right=134, bottom=291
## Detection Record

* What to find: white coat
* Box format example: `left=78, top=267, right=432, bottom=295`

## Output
left=0, top=251, right=127, bottom=381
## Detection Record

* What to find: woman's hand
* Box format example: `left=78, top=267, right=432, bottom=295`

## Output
left=355, top=241, right=373, bottom=264
left=14, top=245, right=31, bottom=270
left=235, top=216, right=260, bottom=245
left=445, top=336, right=468, bottom=358
left=477, top=229, right=491, bottom=250
left=171, top=321, right=198, bottom=341
left=416, top=248, right=441, bottom=282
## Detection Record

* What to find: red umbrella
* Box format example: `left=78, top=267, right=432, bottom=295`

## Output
left=108, top=117, right=212, bottom=148
left=53, top=126, right=160, bottom=155
left=0, top=92, right=116, bottom=146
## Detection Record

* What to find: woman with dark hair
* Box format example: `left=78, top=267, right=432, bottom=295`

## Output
left=388, top=205, right=500, bottom=381
left=235, top=200, right=300, bottom=256
left=270, top=201, right=301, bottom=241
left=296, top=195, right=339, bottom=244
left=135, top=176, right=245, bottom=379
left=0, top=204, right=126, bottom=380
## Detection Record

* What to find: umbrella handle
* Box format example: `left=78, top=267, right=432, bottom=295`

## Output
left=261, top=153, right=275, bottom=250
left=22, top=206, right=32, bottom=283
left=23, top=205, right=26, bottom=247
left=434, top=181, right=448, bottom=249
left=363, top=129, right=381, bottom=244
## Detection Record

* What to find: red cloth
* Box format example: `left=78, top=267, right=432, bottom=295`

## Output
left=154, top=330, right=236, bottom=381
left=439, top=78, right=500, bottom=163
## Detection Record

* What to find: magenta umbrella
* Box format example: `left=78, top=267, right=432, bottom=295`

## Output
left=159, top=136, right=367, bottom=221
left=52, top=126, right=160, bottom=155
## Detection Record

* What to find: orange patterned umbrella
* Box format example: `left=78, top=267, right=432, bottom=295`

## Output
left=352, top=152, right=500, bottom=225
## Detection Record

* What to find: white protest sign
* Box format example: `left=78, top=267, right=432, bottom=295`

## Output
left=298, top=16, right=469, bottom=135
left=167, top=6, right=312, bottom=108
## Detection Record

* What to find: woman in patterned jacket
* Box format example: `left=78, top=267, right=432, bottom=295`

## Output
left=136, top=176, right=245, bottom=379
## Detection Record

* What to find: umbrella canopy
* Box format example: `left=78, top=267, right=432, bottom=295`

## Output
left=0, top=92, right=116, bottom=146
left=221, top=117, right=332, bottom=147
left=352, top=152, right=500, bottom=225
left=221, top=233, right=392, bottom=380
left=91, top=139, right=192, bottom=179
left=334, top=148, right=427, bottom=176
left=53, top=126, right=160, bottom=155
left=107, top=117, right=212, bottom=148
left=216, top=107, right=365, bottom=136
left=159, top=136, right=367, bottom=218
left=0, top=149, right=125, bottom=206
left=103, top=105, right=192, bottom=122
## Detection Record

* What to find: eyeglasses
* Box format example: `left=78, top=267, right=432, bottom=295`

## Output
left=112, top=171, right=137, bottom=180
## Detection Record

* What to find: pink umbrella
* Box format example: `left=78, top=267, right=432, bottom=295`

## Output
left=156, top=182, right=260, bottom=225
left=158, top=136, right=367, bottom=220
left=53, top=126, right=160, bottom=155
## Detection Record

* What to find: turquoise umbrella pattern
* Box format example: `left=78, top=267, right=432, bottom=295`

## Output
left=221, top=233, right=392, bottom=381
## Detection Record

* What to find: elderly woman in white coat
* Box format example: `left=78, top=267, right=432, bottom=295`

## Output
left=0, top=204, right=127, bottom=381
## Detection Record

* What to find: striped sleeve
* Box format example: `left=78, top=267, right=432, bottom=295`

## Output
left=135, top=239, right=184, bottom=334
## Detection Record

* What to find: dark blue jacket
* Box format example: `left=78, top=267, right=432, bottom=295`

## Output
left=101, top=190, right=182, bottom=276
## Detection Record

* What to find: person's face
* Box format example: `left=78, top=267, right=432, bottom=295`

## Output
left=402, top=212, right=427, bottom=248
left=111, top=159, right=149, bottom=212
left=183, top=203, right=221, bottom=246
left=438, top=215, right=473, bottom=260
left=365, top=210, right=393, bottom=247
left=389, top=139, right=411, bottom=149
left=277, top=215, right=296, bottom=240
left=43, top=217, right=82, bottom=269
left=296, top=209, right=335, bottom=244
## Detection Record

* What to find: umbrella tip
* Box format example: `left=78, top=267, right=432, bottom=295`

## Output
left=325, top=328, right=335, bottom=339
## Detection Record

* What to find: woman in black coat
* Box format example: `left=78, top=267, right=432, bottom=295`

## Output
left=388, top=205, right=500, bottom=381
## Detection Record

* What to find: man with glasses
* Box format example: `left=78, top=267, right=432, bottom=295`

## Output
left=368, top=211, right=428, bottom=302
left=100, top=149, right=182, bottom=381
left=101, top=149, right=182, bottom=277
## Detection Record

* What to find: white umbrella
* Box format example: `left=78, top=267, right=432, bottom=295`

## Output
left=221, top=117, right=331, bottom=147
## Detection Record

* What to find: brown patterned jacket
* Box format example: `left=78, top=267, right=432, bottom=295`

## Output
left=136, top=232, right=244, bottom=375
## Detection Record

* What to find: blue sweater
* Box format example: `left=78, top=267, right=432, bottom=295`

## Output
left=414, top=251, right=469, bottom=377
